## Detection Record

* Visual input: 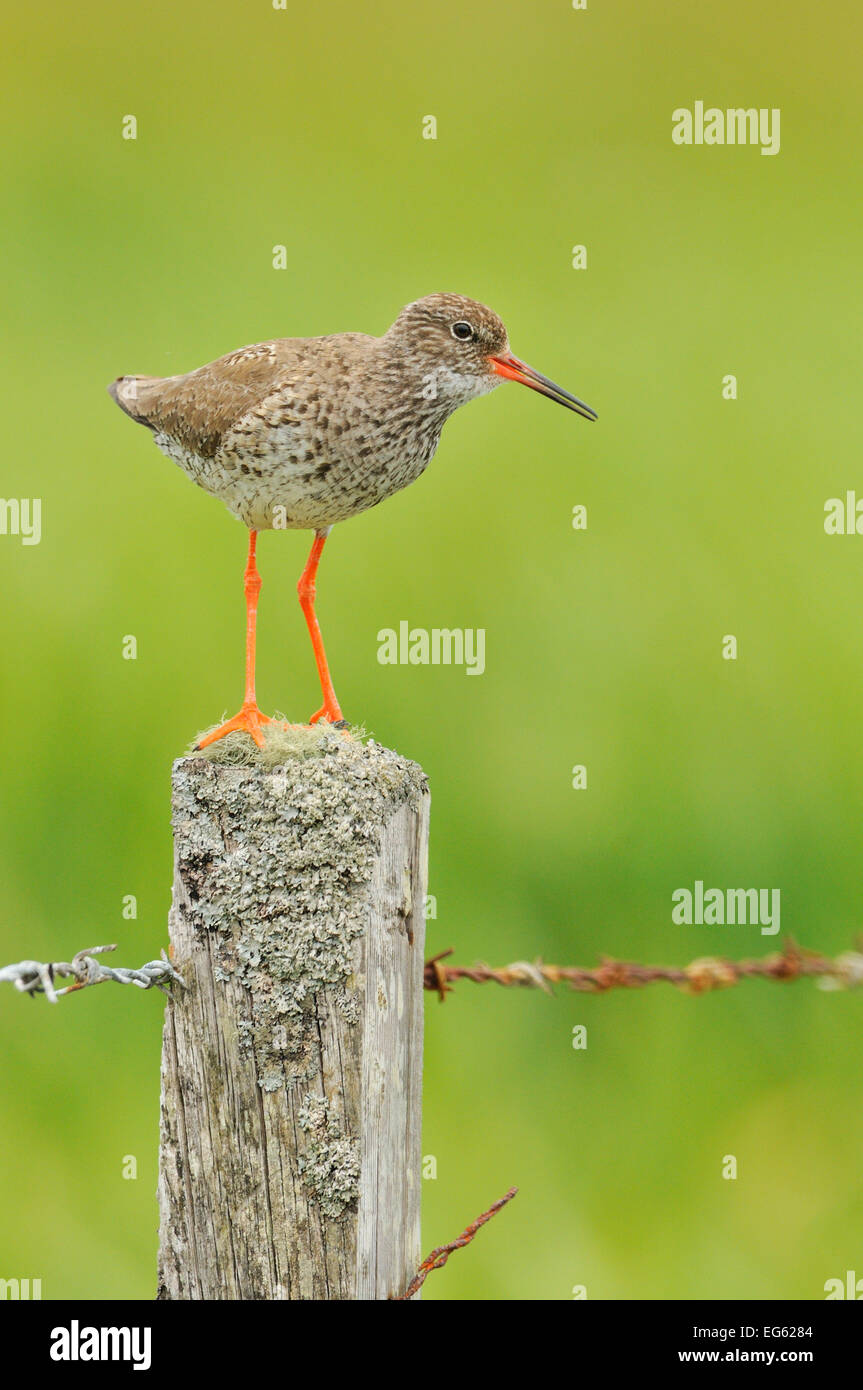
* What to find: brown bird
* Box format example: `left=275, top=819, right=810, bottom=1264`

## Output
left=108, top=293, right=596, bottom=748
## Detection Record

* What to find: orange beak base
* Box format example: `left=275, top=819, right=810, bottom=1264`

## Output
left=489, top=353, right=597, bottom=421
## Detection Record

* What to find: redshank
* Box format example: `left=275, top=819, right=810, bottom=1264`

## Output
left=108, top=293, right=596, bottom=747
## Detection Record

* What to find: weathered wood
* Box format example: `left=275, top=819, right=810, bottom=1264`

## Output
left=157, top=736, right=429, bottom=1300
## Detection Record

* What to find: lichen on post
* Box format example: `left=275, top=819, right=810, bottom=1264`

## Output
left=157, top=726, right=430, bottom=1300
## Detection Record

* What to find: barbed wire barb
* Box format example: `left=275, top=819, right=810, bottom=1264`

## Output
left=392, top=1186, right=518, bottom=1300
left=0, top=945, right=186, bottom=1002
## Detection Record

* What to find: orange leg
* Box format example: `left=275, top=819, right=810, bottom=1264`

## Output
left=298, top=528, right=344, bottom=725
left=196, top=531, right=278, bottom=750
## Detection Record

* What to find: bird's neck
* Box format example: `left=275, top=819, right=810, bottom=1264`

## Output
left=376, top=341, right=470, bottom=432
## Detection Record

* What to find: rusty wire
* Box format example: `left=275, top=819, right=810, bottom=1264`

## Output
left=393, top=1186, right=518, bottom=1300
left=423, top=940, right=863, bottom=1001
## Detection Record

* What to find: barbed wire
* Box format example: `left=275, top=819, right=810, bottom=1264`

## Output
left=6, top=939, right=860, bottom=1006
left=423, top=940, right=863, bottom=1000
left=392, top=1186, right=518, bottom=1300
left=0, top=945, right=186, bottom=1003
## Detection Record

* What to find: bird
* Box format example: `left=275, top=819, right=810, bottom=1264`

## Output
left=108, top=293, right=597, bottom=749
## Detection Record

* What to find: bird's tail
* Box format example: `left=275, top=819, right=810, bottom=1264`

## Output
left=107, top=375, right=161, bottom=429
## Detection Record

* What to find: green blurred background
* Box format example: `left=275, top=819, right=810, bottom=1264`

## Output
left=2, top=0, right=861, bottom=1300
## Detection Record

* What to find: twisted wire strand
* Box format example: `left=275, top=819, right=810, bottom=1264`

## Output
left=423, top=941, right=863, bottom=999
left=0, top=945, right=186, bottom=1003
left=393, top=1187, right=518, bottom=1300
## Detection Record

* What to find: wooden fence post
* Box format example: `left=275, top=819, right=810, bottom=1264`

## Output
left=156, top=736, right=430, bottom=1300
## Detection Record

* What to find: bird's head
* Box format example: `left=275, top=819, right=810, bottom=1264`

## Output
left=385, top=293, right=597, bottom=421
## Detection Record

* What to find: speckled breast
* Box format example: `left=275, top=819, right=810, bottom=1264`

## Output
left=167, top=406, right=445, bottom=531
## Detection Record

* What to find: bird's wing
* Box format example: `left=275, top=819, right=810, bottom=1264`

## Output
left=108, top=340, right=302, bottom=459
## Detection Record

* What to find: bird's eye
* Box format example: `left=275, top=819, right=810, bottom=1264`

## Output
left=451, top=321, right=474, bottom=341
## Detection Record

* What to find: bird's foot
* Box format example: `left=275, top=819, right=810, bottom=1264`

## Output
left=309, top=699, right=345, bottom=726
left=195, top=702, right=281, bottom=751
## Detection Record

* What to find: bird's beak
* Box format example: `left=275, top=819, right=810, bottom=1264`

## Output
left=489, top=353, right=597, bottom=421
